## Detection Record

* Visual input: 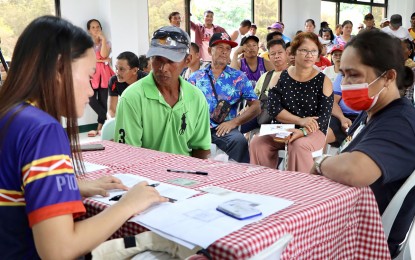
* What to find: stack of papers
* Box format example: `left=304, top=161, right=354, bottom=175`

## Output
left=259, top=124, right=295, bottom=138
left=130, top=192, right=293, bottom=249
left=90, top=174, right=200, bottom=205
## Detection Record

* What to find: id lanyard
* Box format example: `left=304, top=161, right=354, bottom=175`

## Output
left=338, top=122, right=365, bottom=153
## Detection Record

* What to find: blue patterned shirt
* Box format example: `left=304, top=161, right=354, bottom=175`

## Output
left=188, top=65, right=257, bottom=127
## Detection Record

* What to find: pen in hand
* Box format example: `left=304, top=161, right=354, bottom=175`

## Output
left=109, top=183, right=160, bottom=201
left=167, top=169, right=208, bottom=176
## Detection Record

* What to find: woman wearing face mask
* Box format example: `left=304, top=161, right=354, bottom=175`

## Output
left=311, top=30, right=415, bottom=258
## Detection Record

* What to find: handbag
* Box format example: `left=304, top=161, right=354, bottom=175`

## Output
left=257, top=70, right=275, bottom=125
left=208, top=75, right=231, bottom=124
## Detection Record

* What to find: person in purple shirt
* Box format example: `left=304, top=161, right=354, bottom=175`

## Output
left=231, top=35, right=274, bottom=87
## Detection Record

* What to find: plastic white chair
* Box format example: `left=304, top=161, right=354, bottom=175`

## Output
left=248, top=233, right=293, bottom=260
left=382, top=170, right=415, bottom=259
left=101, top=118, right=116, bottom=141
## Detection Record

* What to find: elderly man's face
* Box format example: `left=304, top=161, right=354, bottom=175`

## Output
left=209, top=43, right=232, bottom=67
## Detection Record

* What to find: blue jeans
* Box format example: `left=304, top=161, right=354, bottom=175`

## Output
left=211, top=128, right=249, bottom=163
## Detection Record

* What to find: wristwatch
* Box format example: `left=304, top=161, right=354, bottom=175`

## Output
left=314, top=155, right=331, bottom=175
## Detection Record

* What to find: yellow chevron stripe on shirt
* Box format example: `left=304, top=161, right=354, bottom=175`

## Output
left=21, top=154, right=72, bottom=172
left=0, top=189, right=24, bottom=195
left=0, top=201, right=26, bottom=206
left=23, top=169, right=74, bottom=186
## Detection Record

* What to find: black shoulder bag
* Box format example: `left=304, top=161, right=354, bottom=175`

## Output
left=208, top=75, right=231, bottom=124
left=257, top=70, right=275, bottom=125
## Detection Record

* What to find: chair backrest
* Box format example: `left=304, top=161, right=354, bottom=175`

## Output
left=248, top=234, right=293, bottom=260
left=382, top=170, right=415, bottom=259
left=101, top=118, right=116, bottom=141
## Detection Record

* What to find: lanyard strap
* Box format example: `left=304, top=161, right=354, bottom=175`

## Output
left=207, top=74, right=219, bottom=101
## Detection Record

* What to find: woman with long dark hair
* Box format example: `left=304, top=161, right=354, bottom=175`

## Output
left=0, top=16, right=166, bottom=259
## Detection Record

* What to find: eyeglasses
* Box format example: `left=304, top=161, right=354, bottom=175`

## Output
left=153, top=30, right=189, bottom=47
left=297, top=49, right=319, bottom=56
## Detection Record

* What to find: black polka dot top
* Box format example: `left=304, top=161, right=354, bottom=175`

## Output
left=267, top=70, right=334, bottom=134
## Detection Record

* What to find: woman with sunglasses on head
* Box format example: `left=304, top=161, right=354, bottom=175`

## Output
left=250, top=32, right=333, bottom=172
left=311, top=30, right=415, bottom=258
left=0, top=16, right=167, bottom=259
left=86, top=18, right=115, bottom=137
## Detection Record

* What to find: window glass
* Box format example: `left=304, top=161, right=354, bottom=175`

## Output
left=373, top=0, right=385, bottom=3
left=254, top=0, right=279, bottom=46
left=372, top=6, right=386, bottom=27
left=339, top=3, right=370, bottom=35
left=0, top=0, right=56, bottom=61
left=321, top=1, right=337, bottom=33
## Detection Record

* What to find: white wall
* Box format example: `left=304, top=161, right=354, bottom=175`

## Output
left=388, top=0, right=415, bottom=29
left=282, top=0, right=321, bottom=40
left=60, top=0, right=149, bottom=127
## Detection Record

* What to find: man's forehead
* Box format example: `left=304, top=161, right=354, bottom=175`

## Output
left=244, top=39, right=258, bottom=45
left=214, top=42, right=231, bottom=48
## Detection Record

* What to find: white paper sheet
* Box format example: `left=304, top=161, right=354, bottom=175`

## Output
left=89, top=173, right=200, bottom=205
left=259, top=124, right=295, bottom=136
left=130, top=193, right=294, bottom=249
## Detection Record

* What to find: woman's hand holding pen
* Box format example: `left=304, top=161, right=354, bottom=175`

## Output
left=119, top=181, right=168, bottom=215
left=78, top=175, right=128, bottom=198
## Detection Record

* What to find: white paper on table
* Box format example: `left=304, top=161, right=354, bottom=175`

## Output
left=130, top=193, right=294, bottom=249
left=73, top=160, right=109, bottom=173
left=259, top=124, right=295, bottom=136
left=90, top=173, right=200, bottom=205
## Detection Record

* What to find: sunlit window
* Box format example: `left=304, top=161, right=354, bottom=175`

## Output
left=0, top=0, right=57, bottom=61
left=321, top=0, right=387, bottom=35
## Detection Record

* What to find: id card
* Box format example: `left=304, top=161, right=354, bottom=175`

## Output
left=216, top=199, right=262, bottom=220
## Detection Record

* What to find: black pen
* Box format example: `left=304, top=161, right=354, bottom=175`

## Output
left=167, top=169, right=208, bottom=176
left=109, top=183, right=160, bottom=201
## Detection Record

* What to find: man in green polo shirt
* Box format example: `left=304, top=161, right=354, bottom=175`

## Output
left=114, top=26, right=211, bottom=159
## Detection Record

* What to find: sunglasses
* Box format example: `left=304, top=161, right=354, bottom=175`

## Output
left=153, top=30, right=189, bottom=47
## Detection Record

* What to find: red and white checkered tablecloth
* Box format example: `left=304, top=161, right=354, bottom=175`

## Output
left=207, top=169, right=390, bottom=259
left=80, top=141, right=390, bottom=259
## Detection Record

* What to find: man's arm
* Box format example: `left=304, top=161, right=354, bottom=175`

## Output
left=114, top=97, right=143, bottom=146
left=191, top=149, right=210, bottom=159
left=215, top=99, right=260, bottom=137
left=310, top=151, right=381, bottom=187
left=230, top=46, right=244, bottom=70
left=190, top=20, right=197, bottom=31
left=230, top=30, right=239, bottom=41
left=331, top=94, right=352, bottom=129
left=108, top=95, right=118, bottom=118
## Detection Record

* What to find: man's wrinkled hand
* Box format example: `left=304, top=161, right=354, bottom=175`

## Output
left=215, top=121, right=238, bottom=137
